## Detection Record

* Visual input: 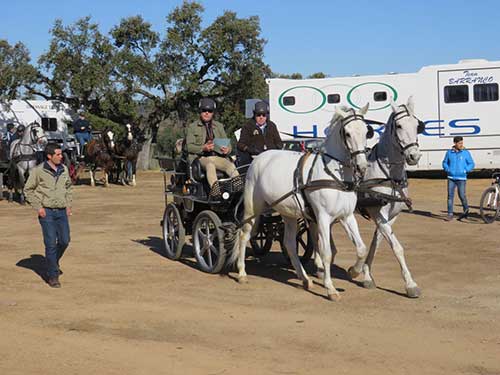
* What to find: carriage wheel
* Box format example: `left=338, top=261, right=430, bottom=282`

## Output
left=250, top=222, right=273, bottom=257
left=192, top=210, right=226, bottom=274
left=162, top=203, right=186, bottom=260
left=479, top=186, right=500, bottom=224
left=279, top=220, right=314, bottom=265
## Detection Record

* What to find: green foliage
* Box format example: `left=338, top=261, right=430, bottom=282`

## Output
left=85, top=113, right=125, bottom=139
left=308, top=72, right=327, bottom=79
left=156, top=125, right=184, bottom=156
left=0, top=40, right=38, bottom=100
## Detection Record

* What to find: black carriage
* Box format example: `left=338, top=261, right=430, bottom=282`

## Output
left=158, top=152, right=314, bottom=274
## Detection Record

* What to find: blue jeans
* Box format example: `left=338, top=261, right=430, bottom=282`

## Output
left=447, top=179, right=468, bottom=215
left=75, top=132, right=92, bottom=151
left=39, top=208, right=71, bottom=278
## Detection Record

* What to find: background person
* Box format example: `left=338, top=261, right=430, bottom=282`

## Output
left=442, top=136, right=475, bottom=221
left=25, top=143, right=73, bottom=288
left=72, top=110, right=92, bottom=157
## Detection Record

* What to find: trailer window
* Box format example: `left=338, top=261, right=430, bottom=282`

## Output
left=474, top=83, right=499, bottom=102
left=41, top=117, right=58, bottom=131
left=282, top=96, right=295, bottom=106
left=444, top=85, right=469, bottom=103
left=327, top=94, right=340, bottom=104
left=373, top=91, right=387, bottom=102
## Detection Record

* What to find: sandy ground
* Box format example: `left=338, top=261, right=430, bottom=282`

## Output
left=0, top=171, right=499, bottom=375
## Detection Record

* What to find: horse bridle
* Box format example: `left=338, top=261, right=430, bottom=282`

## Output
left=340, top=109, right=373, bottom=159
left=392, top=105, right=424, bottom=153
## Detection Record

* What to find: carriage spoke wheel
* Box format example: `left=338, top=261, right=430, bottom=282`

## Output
left=192, top=210, right=226, bottom=273
left=280, top=220, right=314, bottom=265
left=479, top=186, right=500, bottom=224
left=162, top=203, right=186, bottom=260
left=250, top=222, right=273, bottom=257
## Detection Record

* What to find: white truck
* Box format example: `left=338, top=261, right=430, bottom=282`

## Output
left=268, top=59, right=500, bottom=171
left=0, top=99, right=77, bottom=152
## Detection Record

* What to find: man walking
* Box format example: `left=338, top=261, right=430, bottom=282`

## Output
left=25, top=143, right=72, bottom=287
left=442, top=136, right=475, bottom=221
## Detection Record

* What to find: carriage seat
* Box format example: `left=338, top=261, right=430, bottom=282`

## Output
left=191, top=158, right=227, bottom=182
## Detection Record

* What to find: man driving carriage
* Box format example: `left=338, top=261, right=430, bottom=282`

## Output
left=72, top=110, right=92, bottom=158
left=237, top=101, right=283, bottom=166
left=185, top=98, right=239, bottom=198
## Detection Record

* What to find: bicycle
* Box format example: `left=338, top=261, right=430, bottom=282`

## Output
left=479, top=172, right=500, bottom=224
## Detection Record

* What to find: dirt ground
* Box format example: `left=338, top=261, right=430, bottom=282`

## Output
left=0, top=171, right=499, bottom=375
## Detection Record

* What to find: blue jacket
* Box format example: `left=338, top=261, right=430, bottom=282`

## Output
left=442, top=148, right=475, bottom=180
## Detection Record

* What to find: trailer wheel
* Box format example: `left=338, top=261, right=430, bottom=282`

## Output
left=192, top=210, right=226, bottom=273
left=162, top=203, right=186, bottom=260
left=279, top=220, right=314, bottom=265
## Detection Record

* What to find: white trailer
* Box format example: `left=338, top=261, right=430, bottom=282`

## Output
left=268, top=59, right=500, bottom=171
left=0, top=99, right=76, bottom=151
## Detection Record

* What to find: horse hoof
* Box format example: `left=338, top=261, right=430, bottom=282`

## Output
left=303, top=279, right=313, bottom=291
left=347, top=266, right=360, bottom=280
left=406, top=286, right=421, bottom=298
left=327, top=292, right=341, bottom=302
left=238, top=276, right=248, bottom=284
left=363, top=280, right=377, bottom=289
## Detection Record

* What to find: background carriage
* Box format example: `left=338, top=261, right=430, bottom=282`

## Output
left=158, top=153, right=313, bottom=274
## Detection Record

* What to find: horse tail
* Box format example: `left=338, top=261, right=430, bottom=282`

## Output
left=228, top=174, right=256, bottom=267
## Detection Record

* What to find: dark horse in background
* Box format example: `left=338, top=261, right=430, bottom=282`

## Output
left=73, top=129, right=115, bottom=187
left=112, top=123, right=145, bottom=186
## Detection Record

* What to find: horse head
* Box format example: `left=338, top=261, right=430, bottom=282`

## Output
left=29, top=122, right=48, bottom=148
left=327, top=104, right=372, bottom=176
left=389, top=96, right=422, bottom=166
left=125, top=123, right=133, bottom=142
left=103, top=128, right=115, bottom=151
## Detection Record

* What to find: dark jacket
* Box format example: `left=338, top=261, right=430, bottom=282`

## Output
left=72, top=118, right=91, bottom=133
left=237, top=119, right=283, bottom=165
left=442, top=147, right=475, bottom=180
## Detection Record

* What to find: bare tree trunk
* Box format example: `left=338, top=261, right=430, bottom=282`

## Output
left=137, top=138, right=152, bottom=170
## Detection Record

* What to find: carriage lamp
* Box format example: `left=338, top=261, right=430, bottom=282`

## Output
left=222, top=192, right=230, bottom=200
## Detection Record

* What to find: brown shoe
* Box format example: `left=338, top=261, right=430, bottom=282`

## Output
left=48, top=276, right=61, bottom=288
left=444, top=214, right=453, bottom=221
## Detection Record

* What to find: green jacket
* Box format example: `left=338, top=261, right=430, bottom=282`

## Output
left=185, top=119, right=230, bottom=162
left=25, top=162, right=73, bottom=210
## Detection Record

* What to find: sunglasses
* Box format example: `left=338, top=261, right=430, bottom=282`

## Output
left=255, top=113, right=267, bottom=117
left=201, top=109, right=214, bottom=113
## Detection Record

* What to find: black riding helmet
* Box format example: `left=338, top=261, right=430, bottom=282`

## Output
left=253, top=101, right=269, bottom=116
left=198, top=98, right=216, bottom=113
left=7, top=123, right=15, bottom=130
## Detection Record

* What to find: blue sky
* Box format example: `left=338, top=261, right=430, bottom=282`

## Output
left=2, top=0, right=500, bottom=77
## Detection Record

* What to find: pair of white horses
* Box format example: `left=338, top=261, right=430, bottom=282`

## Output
left=230, top=97, right=422, bottom=301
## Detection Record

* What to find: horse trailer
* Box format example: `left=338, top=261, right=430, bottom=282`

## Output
left=268, top=59, right=500, bottom=171
left=0, top=99, right=76, bottom=151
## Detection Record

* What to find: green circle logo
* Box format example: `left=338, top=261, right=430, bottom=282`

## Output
left=347, top=82, right=398, bottom=111
left=278, top=86, right=327, bottom=114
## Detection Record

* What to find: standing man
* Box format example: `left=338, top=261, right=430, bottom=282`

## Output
left=237, top=101, right=283, bottom=166
left=442, top=136, right=475, bottom=221
left=185, top=98, right=239, bottom=198
left=72, top=110, right=92, bottom=157
left=25, top=143, right=72, bottom=288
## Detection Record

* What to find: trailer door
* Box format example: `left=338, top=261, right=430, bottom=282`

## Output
left=438, top=67, right=500, bottom=138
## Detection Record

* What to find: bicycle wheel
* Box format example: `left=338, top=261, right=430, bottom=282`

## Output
left=479, top=186, right=500, bottom=224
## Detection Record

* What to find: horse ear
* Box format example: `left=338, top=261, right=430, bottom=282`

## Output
left=407, top=95, right=415, bottom=113
left=358, top=103, right=369, bottom=116
left=334, top=106, right=349, bottom=118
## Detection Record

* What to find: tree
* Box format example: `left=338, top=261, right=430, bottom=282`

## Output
left=308, top=72, right=327, bottom=79
left=0, top=40, right=38, bottom=100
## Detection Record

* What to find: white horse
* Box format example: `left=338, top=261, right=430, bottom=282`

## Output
left=9, top=123, right=47, bottom=203
left=316, top=97, right=423, bottom=298
left=230, top=105, right=373, bottom=301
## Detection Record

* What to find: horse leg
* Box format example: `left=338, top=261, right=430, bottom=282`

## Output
left=375, top=216, right=421, bottom=298
left=316, top=215, right=340, bottom=301
left=130, top=160, right=136, bottom=187
left=282, top=217, right=313, bottom=291
left=103, top=170, right=109, bottom=187
left=340, top=213, right=368, bottom=280
left=361, top=227, right=383, bottom=289
left=90, top=168, right=96, bottom=187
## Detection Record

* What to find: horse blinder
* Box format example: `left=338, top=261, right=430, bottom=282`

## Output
left=417, top=120, right=425, bottom=134
left=367, top=125, right=374, bottom=139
